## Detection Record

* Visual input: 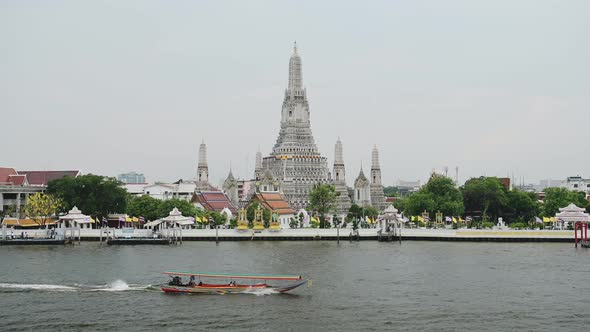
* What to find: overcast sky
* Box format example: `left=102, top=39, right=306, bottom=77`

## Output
left=1, top=0, right=588, bottom=187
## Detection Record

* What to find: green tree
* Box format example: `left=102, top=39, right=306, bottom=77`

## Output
left=401, top=176, right=463, bottom=218
left=423, top=176, right=465, bottom=217
left=157, top=199, right=197, bottom=219
left=346, top=203, right=375, bottom=229
left=126, top=195, right=162, bottom=221
left=23, top=192, right=62, bottom=227
left=405, top=192, right=436, bottom=217
left=47, top=174, right=127, bottom=218
left=542, top=187, right=589, bottom=217
left=506, top=190, right=540, bottom=222
left=308, top=184, right=338, bottom=228
left=462, top=177, right=508, bottom=221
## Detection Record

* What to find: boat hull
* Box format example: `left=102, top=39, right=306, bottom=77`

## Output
left=161, top=280, right=307, bottom=294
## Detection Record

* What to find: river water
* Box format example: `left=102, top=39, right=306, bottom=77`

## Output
left=0, top=241, right=588, bottom=331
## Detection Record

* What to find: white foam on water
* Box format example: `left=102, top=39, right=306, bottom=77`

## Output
left=92, top=280, right=149, bottom=292
left=242, top=287, right=279, bottom=296
left=0, top=283, right=77, bottom=291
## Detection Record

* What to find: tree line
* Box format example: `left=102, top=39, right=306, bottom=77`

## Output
left=394, top=175, right=590, bottom=224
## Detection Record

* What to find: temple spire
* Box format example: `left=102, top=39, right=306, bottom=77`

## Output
left=197, top=140, right=209, bottom=183
left=288, top=42, right=303, bottom=91
left=371, top=145, right=380, bottom=169
left=334, top=138, right=344, bottom=165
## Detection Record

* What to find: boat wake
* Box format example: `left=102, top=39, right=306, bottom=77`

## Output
left=90, top=280, right=149, bottom=292
left=242, top=287, right=279, bottom=296
left=0, top=283, right=77, bottom=292
left=0, top=280, right=152, bottom=293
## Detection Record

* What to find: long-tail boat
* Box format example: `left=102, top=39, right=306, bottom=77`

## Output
left=160, top=271, right=308, bottom=294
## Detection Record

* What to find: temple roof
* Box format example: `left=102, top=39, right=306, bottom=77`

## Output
left=193, top=191, right=238, bottom=214
left=251, top=192, right=295, bottom=215
left=354, top=168, right=369, bottom=187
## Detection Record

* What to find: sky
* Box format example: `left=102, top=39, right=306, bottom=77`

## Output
left=1, top=0, right=588, bottom=187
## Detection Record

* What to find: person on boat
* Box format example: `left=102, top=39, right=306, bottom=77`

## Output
left=198, top=281, right=202, bottom=286
left=229, top=281, right=236, bottom=287
left=188, top=276, right=196, bottom=287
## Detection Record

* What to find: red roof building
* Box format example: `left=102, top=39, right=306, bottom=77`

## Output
left=249, top=192, right=296, bottom=216
left=0, top=167, right=19, bottom=185
left=17, top=170, right=81, bottom=186
left=193, top=191, right=238, bottom=215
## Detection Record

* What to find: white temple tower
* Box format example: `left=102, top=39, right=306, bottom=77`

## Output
left=370, top=145, right=387, bottom=210
left=196, top=140, right=211, bottom=190
left=262, top=43, right=331, bottom=210
left=333, top=138, right=352, bottom=214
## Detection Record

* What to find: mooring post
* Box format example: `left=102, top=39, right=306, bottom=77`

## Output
left=337, top=224, right=340, bottom=244
left=216, top=224, right=219, bottom=245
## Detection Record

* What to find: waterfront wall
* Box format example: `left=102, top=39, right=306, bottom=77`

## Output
left=3, top=228, right=574, bottom=242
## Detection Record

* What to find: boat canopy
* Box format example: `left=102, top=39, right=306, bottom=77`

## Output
left=163, top=271, right=302, bottom=281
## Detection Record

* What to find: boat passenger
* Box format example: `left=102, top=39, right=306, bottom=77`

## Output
left=229, top=281, right=236, bottom=287
left=188, top=276, right=196, bottom=287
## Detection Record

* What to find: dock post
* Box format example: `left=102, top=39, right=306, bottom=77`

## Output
left=216, top=225, right=219, bottom=245
left=575, top=222, right=578, bottom=247
left=179, top=227, right=183, bottom=245
left=337, top=224, right=340, bottom=244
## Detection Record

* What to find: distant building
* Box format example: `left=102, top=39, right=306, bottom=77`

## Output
left=538, top=179, right=562, bottom=191
left=124, top=180, right=196, bottom=201
left=397, top=180, right=421, bottom=196
left=1, top=168, right=80, bottom=218
left=499, top=177, right=511, bottom=191
left=562, top=176, right=590, bottom=196
left=117, top=172, right=146, bottom=184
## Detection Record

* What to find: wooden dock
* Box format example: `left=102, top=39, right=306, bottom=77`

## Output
left=0, top=239, right=67, bottom=245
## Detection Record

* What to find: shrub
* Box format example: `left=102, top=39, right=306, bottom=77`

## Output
left=481, top=221, right=495, bottom=229
left=511, top=222, right=526, bottom=230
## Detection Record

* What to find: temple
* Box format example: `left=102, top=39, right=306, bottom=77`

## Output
left=260, top=43, right=331, bottom=210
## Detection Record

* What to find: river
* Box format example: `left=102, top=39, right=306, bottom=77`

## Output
left=0, top=241, right=588, bottom=331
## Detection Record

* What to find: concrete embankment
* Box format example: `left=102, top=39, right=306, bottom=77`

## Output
left=3, top=228, right=573, bottom=243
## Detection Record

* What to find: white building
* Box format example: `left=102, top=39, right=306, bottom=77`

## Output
left=124, top=181, right=197, bottom=201
left=562, top=176, right=590, bottom=196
